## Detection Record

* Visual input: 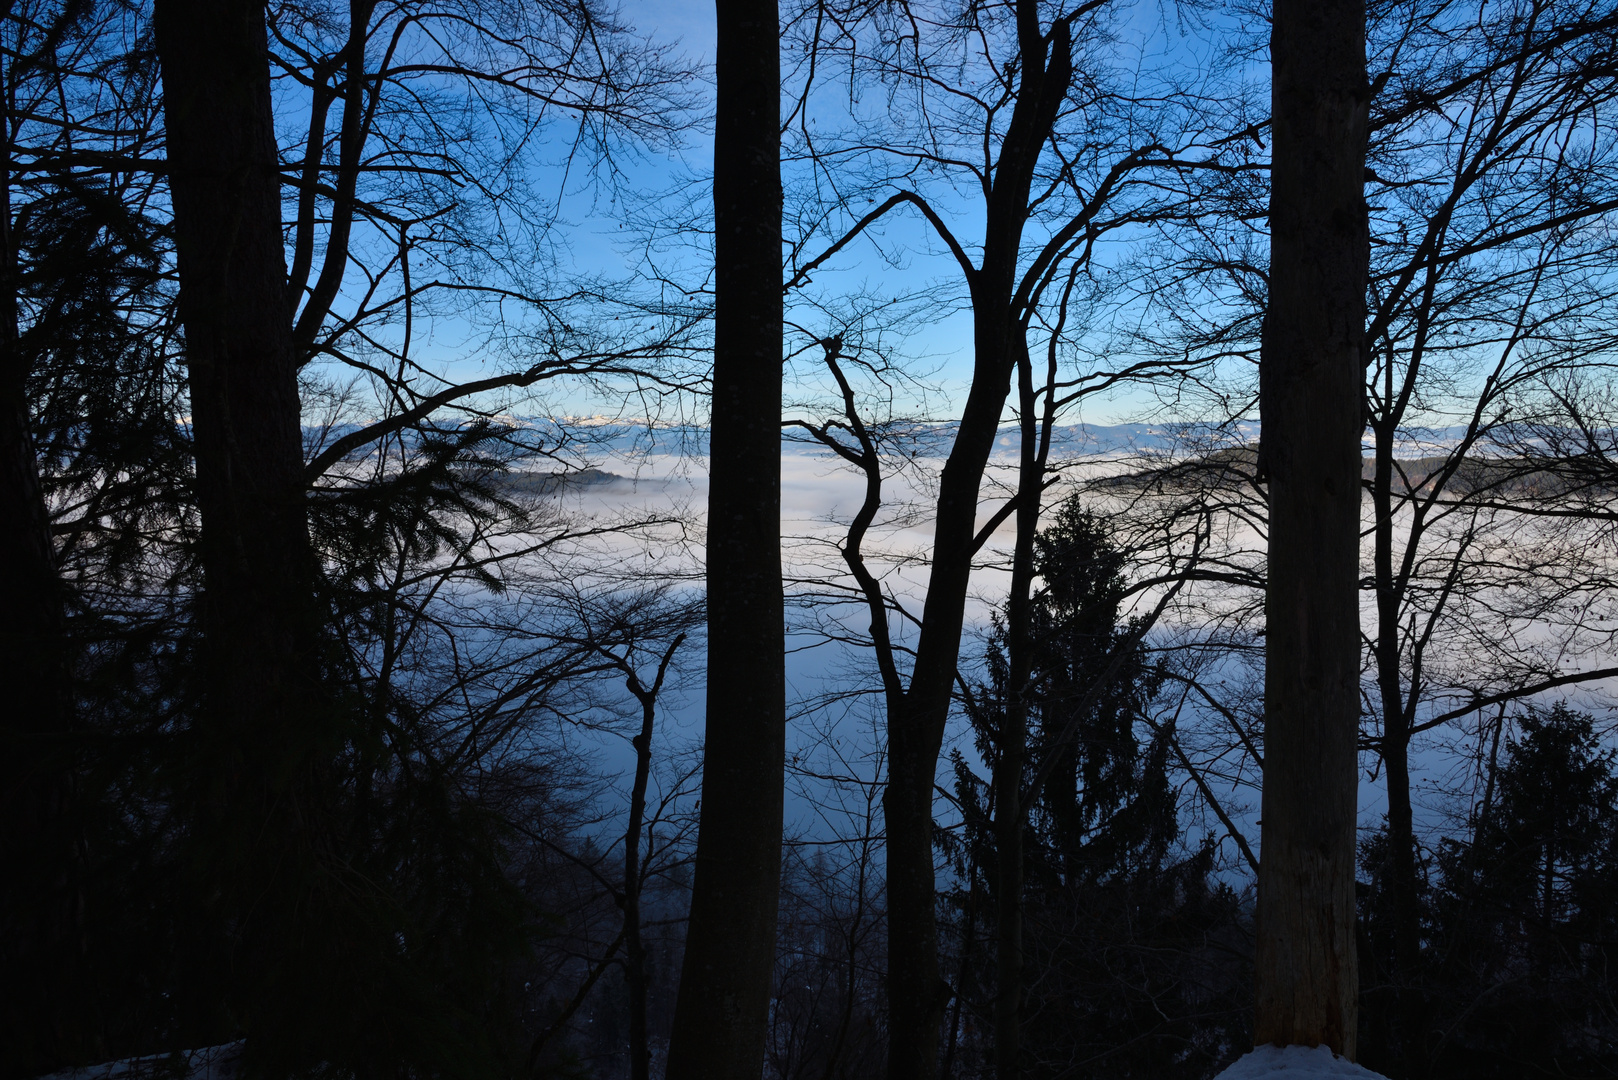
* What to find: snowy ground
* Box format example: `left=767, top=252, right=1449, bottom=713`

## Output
left=39, top=1040, right=1394, bottom=1080
left=37, top=1044, right=243, bottom=1080
left=1214, top=1045, right=1390, bottom=1079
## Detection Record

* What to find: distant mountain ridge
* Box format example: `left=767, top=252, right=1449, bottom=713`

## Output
left=302, top=416, right=1522, bottom=466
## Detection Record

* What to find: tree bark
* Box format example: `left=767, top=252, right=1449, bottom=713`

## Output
left=153, top=0, right=329, bottom=1047
left=664, top=2, right=785, bottom=1077
left=1254, top=0, right=1368, bottom=1057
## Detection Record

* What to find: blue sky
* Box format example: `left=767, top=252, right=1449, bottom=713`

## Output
left=371, top=0, right=1253, bottom=426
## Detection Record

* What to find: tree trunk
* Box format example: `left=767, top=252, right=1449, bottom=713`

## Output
left=622, top=637, right=682, bottom=1080
left=153, top=0, right=329, bottom=1049
left=991, top=338, right=1053, bottom=1080
left=1370, top=418, right=1423, bottom=987
left=0, top=85, right=90, bottom=1077
left=1378, top=717, right=1428, bottom=1072
left=1254, top=0, right=1368, bottom=1057
left=883, top=372, right=1008, bottom=1080
left=664, top=2, right=784, bottom=1077
left=990, top=702, right=1026, bottom=1080
left=883, top=14, right=1070, bottom=1079
left=625, top=716, right=653, bottom=1080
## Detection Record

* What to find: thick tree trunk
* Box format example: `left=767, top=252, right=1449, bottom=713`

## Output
left=1254, top=0, right=1368, bottom=1057
left=664, top=3, right=785, bottom=1077
left=0, top=124, right=90, bottom=1078
left=154, top=0, right=328, bottom=1048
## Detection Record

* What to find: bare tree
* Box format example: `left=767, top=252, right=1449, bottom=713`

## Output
left=776, top=4, right=1246, bottom=1071
left=600, top=617, right=692, bottom=1080
left=272, top=0, right=706, bottom=476
left=759, top=704, right=889, bottom=1080
left=1356, top=7, right=1618, bottom=1065
left=1116, top=1, right=1618, bottom=1065
left=147, top=1, right=705, bottom=1067
left=1118, top=5, right=1618, bottom=1067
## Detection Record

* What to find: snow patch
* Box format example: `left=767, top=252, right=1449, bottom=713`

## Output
left=36, top=1043, right=243, bottom=1080
left=1213, top=1045, right=1390, bottom=1079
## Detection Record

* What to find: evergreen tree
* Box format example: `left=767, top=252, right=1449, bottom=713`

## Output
left=1021, top=503, right=1170, bottom=885
left=1428, top=704, right=1618, bottom=1078
left=1360, top=703, right=1618, bottom=1078
left=947, top=500, right=1248, bottom=1079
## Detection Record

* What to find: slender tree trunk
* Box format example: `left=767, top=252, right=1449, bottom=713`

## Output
left=1254, top=0, right=1368, bottom=1057
left=1379, top=724, right=1427, bottom=1070
left=1381, top=735, right=1420, bottom=967
left=990, top=701, right=1026, bottom=1080
left=884, top=372, right=1007, bottom=1079
left=818, top=826, right=873, bottom=1080
left=622, top=637, right=681, bottom=1080
left=1371, top=419, right=1422, bottom=986
left=624, top=713, right=653, bottom=1080
left=664, top=3, right=784, bottom=1076
left=940, top=855, right=978, bottom=1080
left=991, top=340, right=1051, bottom=1080
left=1371, top=378, right=1434, bottom=1075
left=1470, top=709, right=1504, bottom=863
left=0, top=69, right=91, bottom=1076
left=884, top=15, right=1070, bottom=1079
left=154, top=0, right=329, bottom=1050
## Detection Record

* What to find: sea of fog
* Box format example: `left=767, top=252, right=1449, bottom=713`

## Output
left=352, top=418, right=1614, bottom=888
